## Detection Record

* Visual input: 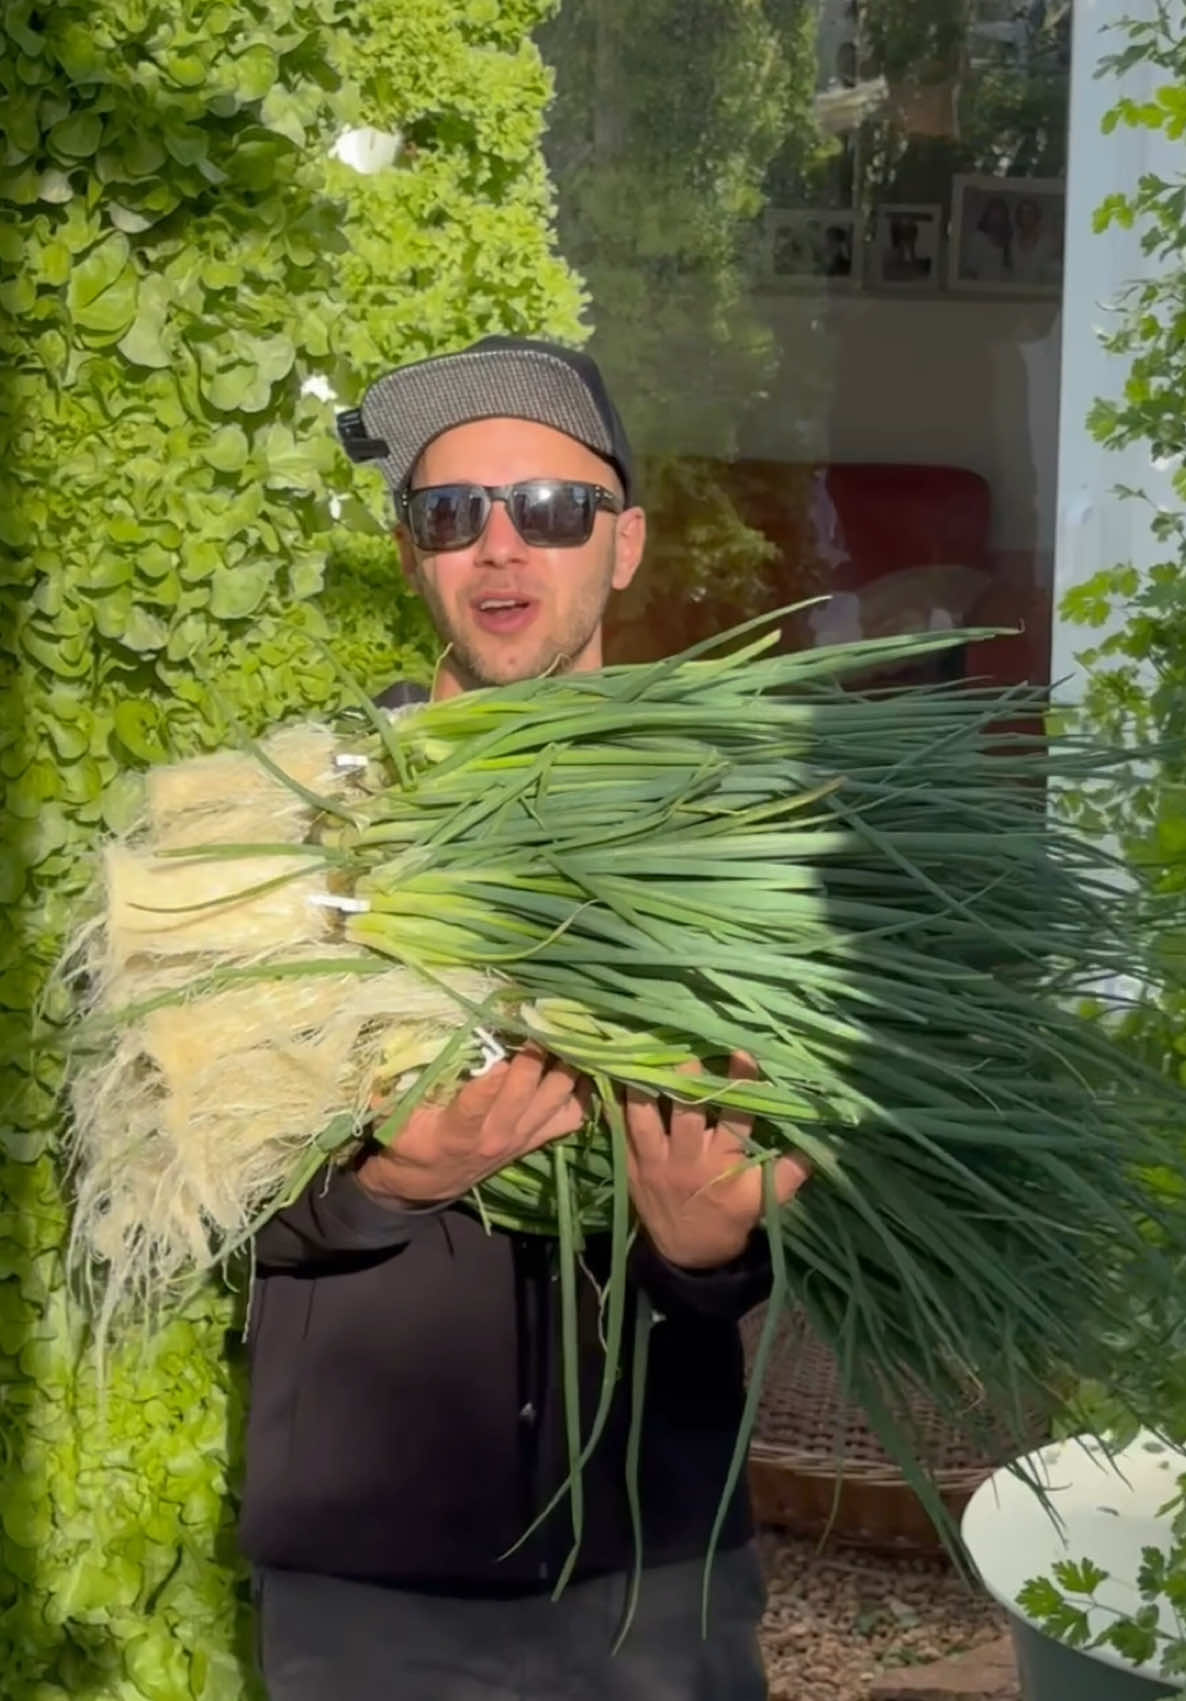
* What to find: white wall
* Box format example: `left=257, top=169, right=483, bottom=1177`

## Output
left=745, top=292, right=1062, bottom=564
left=1052, top=0, right=1178, bottom=694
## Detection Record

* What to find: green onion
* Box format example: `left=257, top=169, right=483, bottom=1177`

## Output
left=64, top=617, right=1186, bottom=1607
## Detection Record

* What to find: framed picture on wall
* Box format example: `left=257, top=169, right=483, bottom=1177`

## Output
left=949, top=175, right=1065, bottom=296
left=868, top=204, right=943, bottom=290
left=762, top=209, right=859, bottom=291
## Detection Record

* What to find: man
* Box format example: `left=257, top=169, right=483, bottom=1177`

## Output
left=239, top=336, right=808, bottom=1700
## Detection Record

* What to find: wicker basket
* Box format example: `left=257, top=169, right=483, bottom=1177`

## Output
left=742, top=1306, right=1044, bottom=1554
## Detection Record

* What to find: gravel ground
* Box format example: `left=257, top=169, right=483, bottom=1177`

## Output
left=757, top=1528, right=1009, bottom=1700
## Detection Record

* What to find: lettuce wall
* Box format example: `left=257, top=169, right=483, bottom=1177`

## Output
left=0, top=1, right=581, bottom=1693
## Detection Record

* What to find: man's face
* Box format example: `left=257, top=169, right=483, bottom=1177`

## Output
left=399, top=418, right=645, bottom=695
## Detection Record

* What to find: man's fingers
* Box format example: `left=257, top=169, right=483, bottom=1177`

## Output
left=453, top=1059, right=513, bottom=1116
left=773, top=1152, right=811, bottom=1206
left=524, top=1093, right=587, bottom=1151
left=515, top=1060, right=585, bottom=1141
left=623, top=1083, right=669, bottom=1164
left=477, top=1043, right=547, bottom=1125
left=667, top=1058, right=711, bottom=1160
left=715, top=1050, right=759, bottom=1145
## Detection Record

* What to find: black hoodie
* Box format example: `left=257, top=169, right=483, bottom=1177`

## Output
left=236, top=680, right=772, bottom=1592
left=238, top=1166, right=772, bottom=1592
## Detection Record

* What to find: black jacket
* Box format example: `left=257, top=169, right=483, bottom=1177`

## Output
left=236, top=678, right=772, bottom=1592
left=238, top=1168, right=772, bottom=1591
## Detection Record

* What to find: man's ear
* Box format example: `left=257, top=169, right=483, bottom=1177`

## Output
left=395, top=525, right=420, bottom=589
left=610, top=507, right=646, bottom=592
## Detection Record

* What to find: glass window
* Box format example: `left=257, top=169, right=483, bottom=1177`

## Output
left=535, top=1, right=1073, bottom=696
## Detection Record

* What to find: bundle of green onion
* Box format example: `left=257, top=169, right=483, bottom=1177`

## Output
left=67, top=616, right=1186, bottom=1590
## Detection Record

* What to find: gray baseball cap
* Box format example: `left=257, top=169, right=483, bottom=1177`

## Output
left=336, top=335, right=635, bottom=503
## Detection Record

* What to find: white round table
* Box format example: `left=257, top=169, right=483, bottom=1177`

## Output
left=961, top=1431, right=1186, bottom=1698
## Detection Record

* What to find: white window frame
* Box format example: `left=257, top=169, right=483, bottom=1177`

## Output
left=1052, top=0, right=1180, bottom=694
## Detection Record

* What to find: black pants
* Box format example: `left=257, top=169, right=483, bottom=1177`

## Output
left=256, top=1546, right=769, bottom=1700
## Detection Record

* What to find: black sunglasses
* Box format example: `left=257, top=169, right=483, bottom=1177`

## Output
left=401, top=480, right=623, bottom=553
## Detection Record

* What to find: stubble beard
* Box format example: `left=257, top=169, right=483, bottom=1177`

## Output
left=417, top=571, right=613, bottom=691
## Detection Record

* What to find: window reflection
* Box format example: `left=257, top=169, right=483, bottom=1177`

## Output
left=536, top=1, right=1071, bottom=698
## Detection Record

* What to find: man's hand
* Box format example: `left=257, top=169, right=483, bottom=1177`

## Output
left=358, top=1043, right=587, bottom=1207
left=624, top=1053, right=809, bottom=1270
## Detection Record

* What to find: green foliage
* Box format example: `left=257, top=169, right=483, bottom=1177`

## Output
left=863, top=0, right=968, bottom=88
left=1055, top=4, right=1186, bottom=1076
left=315, top=0, right=587, bottom=633
left=1024, top=10, right=1186, bottom=1688
left=954, top=2, right=1071, bottom=184
left=327, top=0, right=585, bottom=388
left=1016, top=1571, right=1094, bottom=1649
left=1020, top=1480, right=1186, bottom=1685
left=535, top=0, right=823, bottom=654
left=0, top=0, right=579, bottom=1691
left=794, top=0, right=1070, bottom=218
left=539, top=0, right=808, bottom=449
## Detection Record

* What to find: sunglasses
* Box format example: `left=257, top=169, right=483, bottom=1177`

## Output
left=401, top=480, right=624, bottom=553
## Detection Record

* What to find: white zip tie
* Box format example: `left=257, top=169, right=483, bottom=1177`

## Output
left=471, top=1026, right=508, bottom=1077
left=308, top=893, right=371, bottom=915
left=333, top=753, right=369, bottom=771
